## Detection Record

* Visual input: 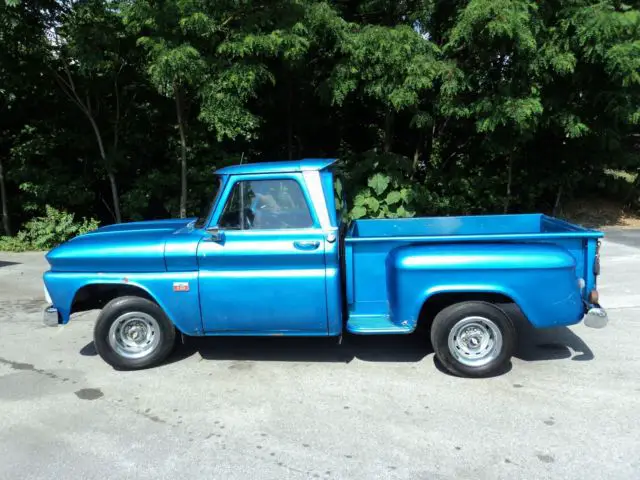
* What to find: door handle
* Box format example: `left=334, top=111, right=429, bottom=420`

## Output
left=293, top=240, right=320, bottom=250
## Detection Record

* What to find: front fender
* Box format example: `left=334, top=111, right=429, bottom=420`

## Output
left=387, top=242, right=584, bottom=329
left=43, top=271, right=203, bottom=335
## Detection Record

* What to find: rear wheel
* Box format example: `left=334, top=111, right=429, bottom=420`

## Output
left=430, top=301, right=516, bottom=377
left=94, top=296, right=176, bottom=370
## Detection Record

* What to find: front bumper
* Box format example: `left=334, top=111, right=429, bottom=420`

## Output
left=584, top=304, right=608, bottom=329
left=43, top=305, right=60, bottom=327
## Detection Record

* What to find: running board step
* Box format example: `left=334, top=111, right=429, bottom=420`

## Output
left=346, top=315, right=413, bottom=335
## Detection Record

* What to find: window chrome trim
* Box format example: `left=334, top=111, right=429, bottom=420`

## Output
left=217, top=175, right=318, bottom=230
left=303, top=170, right=331, bottom=230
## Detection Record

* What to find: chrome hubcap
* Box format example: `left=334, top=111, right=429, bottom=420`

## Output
left=448, top=316, right=503, bottom=367
left=108, top=312, right=160, bottom=359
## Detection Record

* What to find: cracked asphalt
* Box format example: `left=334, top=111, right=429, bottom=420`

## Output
left=0, top=231, right=639, bottom=479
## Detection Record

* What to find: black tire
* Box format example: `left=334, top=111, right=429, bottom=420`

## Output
left=94, top=296, right=176, bottom=370
left=430, top=301, right=516, bottom=378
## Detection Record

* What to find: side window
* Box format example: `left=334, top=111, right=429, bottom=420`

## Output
left=218, top=179, right=314, bottom=230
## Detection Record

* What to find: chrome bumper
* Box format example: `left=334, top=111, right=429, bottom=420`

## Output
left=584, top=304, right=608, bottom=329
left=43, top=305, right=60, bottom=327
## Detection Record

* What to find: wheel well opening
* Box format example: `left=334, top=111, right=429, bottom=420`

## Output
left=71, top=283, right=156, bottom=315
left=417, top=292, right=522, bottom=331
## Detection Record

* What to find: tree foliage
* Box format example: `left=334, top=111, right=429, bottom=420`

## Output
left=0, top=205, right=99, bottom=251
left=0, top=0, right=638, bottom=238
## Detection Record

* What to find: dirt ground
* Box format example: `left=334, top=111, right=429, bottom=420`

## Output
left=559, top=197, right=640, bottom=229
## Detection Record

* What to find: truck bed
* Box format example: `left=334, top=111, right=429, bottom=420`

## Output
left=347, top=213, right=600, bottom=241
left=344, top=214, right=603, bottom=334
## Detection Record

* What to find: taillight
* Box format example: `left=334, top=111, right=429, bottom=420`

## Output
left=577, top=278, right=585, bottom=290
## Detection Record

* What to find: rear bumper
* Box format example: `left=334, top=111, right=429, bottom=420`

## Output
left=43, top=305, right=60, bottom=327
left=583, top=303, right=608, bottom=329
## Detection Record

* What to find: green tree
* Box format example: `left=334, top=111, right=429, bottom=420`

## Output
left=0, top=0, right=55, bottom=234
left=124, top=0, right=206, bottom=218
left=331, top=23, right=442, bottom=154
left=1, top=0, right=639, bottom=245
left=125, top=0, right=312, bottom=217
left=48, top=0, right=144, bottom=223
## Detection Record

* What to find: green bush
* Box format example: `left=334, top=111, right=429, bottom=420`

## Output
left=351, top=173, right=416, bottom=219
left=0, top=206, right=100, bottom=252
left=0, top=233, right=32, bottom=252
left=342, top=152, right=419, bottom=220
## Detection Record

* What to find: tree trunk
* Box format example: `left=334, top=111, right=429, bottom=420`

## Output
left=106, top=167, right=122, bottom=224
left=384, top=110, right=394, bottom=153
left=107, top=172, right=121, bottom=222
left=174, top=83, right=188, bottom=219
left=412, top=129, right=424, bottom=179
left=552, top=185, right=563, bottom=216
left=0, top=157, right=11, bottom=236
left=52, top=65, right=122, bottom=223
left=287, top=78, right=293, bottom=160
left=86, top=114, right=122, bottom=223
left=504, top=156, right=513, bottom=213
left=623, top=168, right=640, bottom=207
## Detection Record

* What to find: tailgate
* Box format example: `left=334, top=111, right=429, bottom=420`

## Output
left=540, top=216, right=602, bottom=302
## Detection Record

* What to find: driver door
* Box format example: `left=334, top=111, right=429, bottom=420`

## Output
left=197, top=174, right=328, bottom=334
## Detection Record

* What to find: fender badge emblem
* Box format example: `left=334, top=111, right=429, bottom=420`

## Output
left=173, top=282, right=190, bottom=292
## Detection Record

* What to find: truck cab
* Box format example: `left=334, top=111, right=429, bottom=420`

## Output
left=196, top=159, right=343, bottom=336
left=43, top=158, right=607, bottom=377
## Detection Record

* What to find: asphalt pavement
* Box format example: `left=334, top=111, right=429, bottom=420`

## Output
left=0, top=232, right=639, bottom=479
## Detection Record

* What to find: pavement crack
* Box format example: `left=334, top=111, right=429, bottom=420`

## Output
left=0, top=356, right=81, bottom=387
left=0, top=356, right=38, bottom=373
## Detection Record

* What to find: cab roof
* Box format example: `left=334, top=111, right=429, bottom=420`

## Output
left=215, top=158, right=337, bottom=176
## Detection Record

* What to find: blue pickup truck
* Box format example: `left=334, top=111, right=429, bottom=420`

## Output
left=43, top=159, right=607, bottom=377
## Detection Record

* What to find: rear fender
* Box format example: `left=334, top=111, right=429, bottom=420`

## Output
left=387, top=243, right=585, bottom=329
left=417, top=285, right=524, bottom=325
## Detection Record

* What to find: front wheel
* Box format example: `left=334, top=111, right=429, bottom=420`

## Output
left=430, top=301, right=516, bottom=378
left=94, top=296, right=176, bottom=370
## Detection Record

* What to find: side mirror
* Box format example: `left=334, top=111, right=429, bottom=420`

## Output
left=206, top=227, right=225, bottom=243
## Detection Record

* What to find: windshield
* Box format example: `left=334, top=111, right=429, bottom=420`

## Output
left=195, top=177, right=222, bottom=229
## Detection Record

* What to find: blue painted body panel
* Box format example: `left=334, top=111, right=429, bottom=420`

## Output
left=388, top=243, right=582, bottom=329
left=197, top=228, right=329, bottom=333
left=46, top=218, right=195, bottom=272
left=196, top=170, right=331, bottom=334
left=43, top=158, right=604, bottom=339
left=344, top=214, right=602, bottom=333
left=44, top=271, right=203, bottom=334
